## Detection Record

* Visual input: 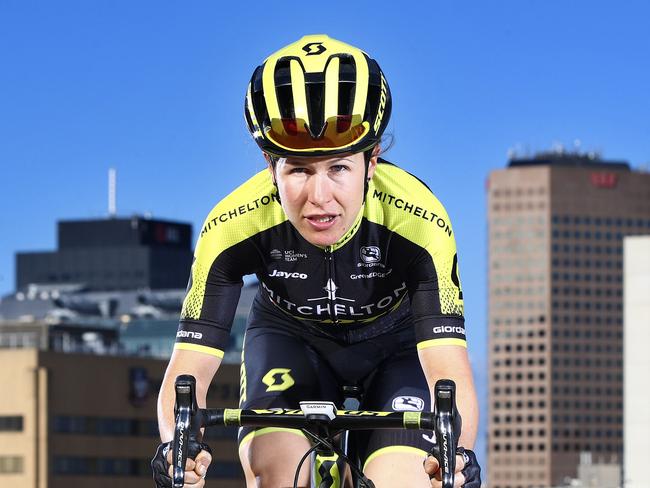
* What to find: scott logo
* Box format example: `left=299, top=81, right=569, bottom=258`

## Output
left=262, top=368, right=295, bottom=392
left=373, top=73, right=388, bottom=133
left=176, top=330, right=203, bottom=340
left=302, top=42, right=326, bottom=56
left=360, top=246, right=381, bottom=263
left=269, top=269, right=308, bottom=280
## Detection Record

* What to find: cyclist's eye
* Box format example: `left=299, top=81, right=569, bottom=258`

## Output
left=330, top=165, right=349, bottom=173
left=289, top=167, right=307, bottom=174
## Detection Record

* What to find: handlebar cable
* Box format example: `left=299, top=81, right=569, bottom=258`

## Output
left=297, top=429, right=376, bottom=488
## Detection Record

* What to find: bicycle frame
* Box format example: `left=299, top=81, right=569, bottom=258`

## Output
left=171, top=375, right=458, bottom=488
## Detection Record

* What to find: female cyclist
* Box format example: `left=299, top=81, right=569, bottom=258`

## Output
left=153, top=34, right=481, bottom=488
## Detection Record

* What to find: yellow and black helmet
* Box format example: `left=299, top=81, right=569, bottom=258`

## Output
left=245, top=34, right=391, bottom=157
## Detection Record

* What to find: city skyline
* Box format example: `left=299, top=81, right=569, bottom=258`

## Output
left=2, top=1, right=650, bottom=477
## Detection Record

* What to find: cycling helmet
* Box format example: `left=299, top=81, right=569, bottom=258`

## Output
left=245, top=34, right=391, bottom=157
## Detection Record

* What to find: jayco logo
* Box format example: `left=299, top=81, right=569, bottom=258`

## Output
left=269, top=269, right=308, bottom=280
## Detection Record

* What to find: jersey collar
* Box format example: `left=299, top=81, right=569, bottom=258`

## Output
left=325, top=206, right=364, bottom=252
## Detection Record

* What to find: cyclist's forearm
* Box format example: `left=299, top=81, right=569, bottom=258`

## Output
left=417, top=345, right=479, bottom=448
left=447, top=373, right=478, bottom=449
left=157, top=348, right=222, bottom=442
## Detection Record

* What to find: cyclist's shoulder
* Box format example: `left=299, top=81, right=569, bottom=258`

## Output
left=371, top=158, right=448, bottom=209
left=367, top=158, right=454, bottom=236
left=199, top=168, right=286, bottom=240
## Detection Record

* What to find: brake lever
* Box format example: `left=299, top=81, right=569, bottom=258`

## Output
left=172, top=375, right=199, bottom=488
left=433, top=379, right=459, bottom=488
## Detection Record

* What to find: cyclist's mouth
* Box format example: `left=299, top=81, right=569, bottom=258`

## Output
left=305, top=214, right=338, bottom=230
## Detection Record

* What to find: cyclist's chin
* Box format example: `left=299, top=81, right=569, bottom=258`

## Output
left=297, top=225, right=344, bottom=248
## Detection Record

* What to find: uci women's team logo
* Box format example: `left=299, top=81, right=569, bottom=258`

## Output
left=360, top=246, right=381, bottom=263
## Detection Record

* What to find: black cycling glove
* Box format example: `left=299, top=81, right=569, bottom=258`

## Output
left=151, top=440, right=213, bottom=488
left=456, top=447, right=481, bottom=488
left=152, top=442, right=173, bottom=488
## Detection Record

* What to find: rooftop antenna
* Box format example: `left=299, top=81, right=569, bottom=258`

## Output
left=108, top=168, right=117, bottom=218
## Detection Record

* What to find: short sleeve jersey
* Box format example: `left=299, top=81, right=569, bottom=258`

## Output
left=175, top=159, right=466, bottom=358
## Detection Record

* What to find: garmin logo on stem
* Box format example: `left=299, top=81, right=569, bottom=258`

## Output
left=269, top=269, right=308, bottom=280
left=176, top=330, right=203, bottom=340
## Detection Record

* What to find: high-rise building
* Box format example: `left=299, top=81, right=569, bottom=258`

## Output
left=486, top=152, right=650, bottom=487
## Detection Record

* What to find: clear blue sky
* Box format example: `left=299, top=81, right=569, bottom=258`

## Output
left=2, top=0, right=649, bottom=468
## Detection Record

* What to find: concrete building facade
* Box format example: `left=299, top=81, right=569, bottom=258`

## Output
left=623, top=236, right=650, bottom=488
left=0, top=349, right=243, bottom=487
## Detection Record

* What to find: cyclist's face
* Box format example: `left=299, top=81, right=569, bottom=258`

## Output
left=270, top=152, right=377, bottom=247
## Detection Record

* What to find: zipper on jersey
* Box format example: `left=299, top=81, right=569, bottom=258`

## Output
left=325, top=246, right=339, bottom=325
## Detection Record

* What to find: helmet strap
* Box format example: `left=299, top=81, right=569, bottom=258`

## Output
left=363, top=148, right=374, bottom=204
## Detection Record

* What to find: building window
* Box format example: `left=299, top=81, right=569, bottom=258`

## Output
left=0, top=416, right=23, bottom=432
left=0, top=456, right=23, bottom=474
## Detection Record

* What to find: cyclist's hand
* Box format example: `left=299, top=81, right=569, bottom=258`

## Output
left=151, top=441, right=212, bottom=487
left=166, top=445, right=212, bottom=487
left=423, top=447, right=481, bottom=488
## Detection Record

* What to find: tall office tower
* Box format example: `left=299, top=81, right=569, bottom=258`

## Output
left=486, top=152, right=650, bottom=488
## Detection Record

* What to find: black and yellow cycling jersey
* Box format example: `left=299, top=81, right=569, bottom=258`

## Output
left=175, top=159, right=466, bottom=359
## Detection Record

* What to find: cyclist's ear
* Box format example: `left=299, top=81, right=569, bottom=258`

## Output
left=263, top=152, right=278, bottom=186
left=367, top=145, right=380, bottom=180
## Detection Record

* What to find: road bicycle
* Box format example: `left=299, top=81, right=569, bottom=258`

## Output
left=171, top=375, right=459, bottom=488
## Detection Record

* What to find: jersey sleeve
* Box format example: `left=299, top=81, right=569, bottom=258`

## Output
left=174, top=169, right=284, bottom=358
left=408, top=234, right=466, bottom=350
left=175, top=234, right=254, bottom=358
left=368, top=163, right=466, bottom=350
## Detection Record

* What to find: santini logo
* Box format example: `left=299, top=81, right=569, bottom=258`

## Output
left=176, top=330, right=202, bottom=340
left=269, top=269, right=308, bottom=280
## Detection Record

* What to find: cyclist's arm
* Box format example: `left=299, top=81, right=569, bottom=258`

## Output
left=158, top=204, right=258, bottom=440
left=404, top=202, right=477, bottom=447
left=157, top=348, right=222, bottom=442
left=417, top=344, right=478, bottom=448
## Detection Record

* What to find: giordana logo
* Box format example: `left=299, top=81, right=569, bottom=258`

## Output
left=433, top=326, right=466, bottom=335
left=269, top=269, right=308, bottom=280
left=360, top=246, right=381, bottom=263
left=176, top=330, right=203, bottom=340
left=392, top=396, right=425, bottom=412
left=270, top=249, right=283, bottom=260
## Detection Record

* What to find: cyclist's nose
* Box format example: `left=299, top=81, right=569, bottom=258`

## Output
left=307, top=173, right=333, bottom=206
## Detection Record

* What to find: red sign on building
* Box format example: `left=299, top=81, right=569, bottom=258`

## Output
left=591, top=172, right=618, bottom=188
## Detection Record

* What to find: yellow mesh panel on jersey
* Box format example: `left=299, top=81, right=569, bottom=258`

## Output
left=180, top=169, right=287, bottom=321
left=365, top=164, right=464, bottom=316
left=180, top=259, right=209, bottom=319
